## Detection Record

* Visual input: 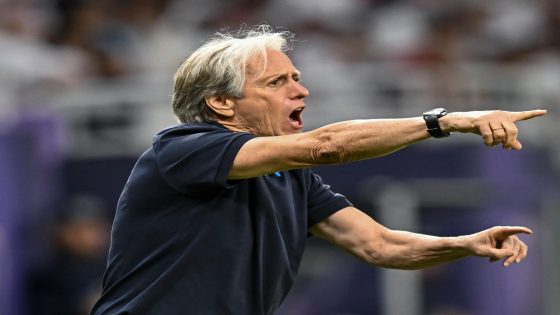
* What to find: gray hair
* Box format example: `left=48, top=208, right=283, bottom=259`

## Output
left=172, top=25, right=294, bottom=123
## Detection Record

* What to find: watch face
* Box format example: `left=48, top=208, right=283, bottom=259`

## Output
left=424, top=108, right=446, bottom=116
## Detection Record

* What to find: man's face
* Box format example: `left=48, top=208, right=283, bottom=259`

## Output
left=232, top=49, right=309, bottom=136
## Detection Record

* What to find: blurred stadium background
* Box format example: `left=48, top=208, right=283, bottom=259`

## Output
left=0, top=0, right=559, bottom=314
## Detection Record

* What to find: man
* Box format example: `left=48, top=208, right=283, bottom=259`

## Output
left=91, top=25, right=546, bottom=315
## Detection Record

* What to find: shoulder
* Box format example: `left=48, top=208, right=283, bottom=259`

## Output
left=153, top=122, right=233, bottom=143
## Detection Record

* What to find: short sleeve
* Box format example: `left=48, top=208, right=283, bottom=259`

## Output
left=154, top=128, right=255, bottom=193
left=306, top=171, right=352, bottom=227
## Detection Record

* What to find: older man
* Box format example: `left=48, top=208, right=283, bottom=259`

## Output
left=91, top=26, right=546, bottom=315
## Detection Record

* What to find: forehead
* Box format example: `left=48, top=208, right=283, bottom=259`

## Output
left=246, top=49, right=297, bottom=79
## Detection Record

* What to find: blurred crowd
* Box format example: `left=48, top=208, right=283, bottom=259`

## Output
left=1, top=0, right=559, bottom=130
left=27, top=195, right=110, bottom=315
left=1, top=1, right=559, bottom=314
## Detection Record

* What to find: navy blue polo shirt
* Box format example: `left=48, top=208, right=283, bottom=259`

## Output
left=91, top=123, right=351, bottom=315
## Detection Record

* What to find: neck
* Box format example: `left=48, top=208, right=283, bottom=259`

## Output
left=215, top=119, right=252, bottom=134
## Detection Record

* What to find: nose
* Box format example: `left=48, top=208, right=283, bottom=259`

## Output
left=290, top=80, right=309, bottom=100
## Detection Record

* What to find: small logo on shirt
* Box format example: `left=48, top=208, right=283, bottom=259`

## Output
left=266, top=171, right=282, bottom=179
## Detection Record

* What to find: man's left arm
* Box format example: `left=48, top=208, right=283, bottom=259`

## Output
left=229, top=109, right=547, bottom=180
left=310, top=207, right=531, bottom=269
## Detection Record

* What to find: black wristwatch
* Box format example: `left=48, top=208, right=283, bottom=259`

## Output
left=423, top=108, right=450, bottom=138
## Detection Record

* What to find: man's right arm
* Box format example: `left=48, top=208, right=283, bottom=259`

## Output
left=229, top=109, right=547, bottom=180
left=309, top=206, right=531, bottom=269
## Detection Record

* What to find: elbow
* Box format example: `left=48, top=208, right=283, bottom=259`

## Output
left=358, top=238, right=387, bottom=267
left=362, top=229, right=422, bottom=270
left=309, top=132, right=350, bottom=164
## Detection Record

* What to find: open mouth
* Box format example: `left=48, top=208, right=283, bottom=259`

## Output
left=288, top=107, right=304, bottom=128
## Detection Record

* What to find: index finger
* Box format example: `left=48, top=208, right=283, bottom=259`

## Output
left=495, top=226, right=533, bottom=239
left=510, top=109, right=548, bottom=122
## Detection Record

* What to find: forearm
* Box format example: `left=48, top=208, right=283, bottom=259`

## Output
left=231, top=109, right=546, bottom=179
left=372, top=229, right=470, bottom=270
left=307, top=109, right=548, bottom=164
left=306, top=117, right=431, bottom=164
left=311, top=207, right=471, bottom=270
left=313, top=208, right=531, bottom=270
left=230, top=117, right=431, bottom=179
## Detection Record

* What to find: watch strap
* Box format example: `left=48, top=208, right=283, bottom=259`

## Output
left=423, top=108, right=450, bottom=138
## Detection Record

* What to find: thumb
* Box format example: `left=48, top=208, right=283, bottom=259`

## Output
left=487, top=247, right=514, bottom=261
left=511, top=140, right=523, bottom=151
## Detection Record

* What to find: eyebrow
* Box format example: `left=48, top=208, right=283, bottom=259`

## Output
left=257, top=70, right=301, bottom=84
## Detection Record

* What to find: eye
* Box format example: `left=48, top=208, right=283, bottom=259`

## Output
left=293, top=75, right=301, bottom=82
left=268, top=78, right=283, bottom=87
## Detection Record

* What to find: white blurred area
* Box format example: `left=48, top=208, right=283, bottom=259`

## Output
left=0, top=0, right=558, bottom=159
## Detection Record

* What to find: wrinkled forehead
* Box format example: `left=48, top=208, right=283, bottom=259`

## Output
left=245, top=49, right=296, bottom=80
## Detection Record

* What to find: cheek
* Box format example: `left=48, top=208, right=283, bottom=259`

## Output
left=271, top=107, right=287, bottom=123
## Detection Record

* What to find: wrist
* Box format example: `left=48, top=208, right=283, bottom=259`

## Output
left=451, top=235, right=472, bottom=256
left=439, top=111, right=480, bottom=134
left=422, top=108, right=450, bottom=138
left=438, top=113, right=454, bottom=133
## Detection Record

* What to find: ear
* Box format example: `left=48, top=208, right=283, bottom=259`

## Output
left=205, top=96, right=235, bottom=118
